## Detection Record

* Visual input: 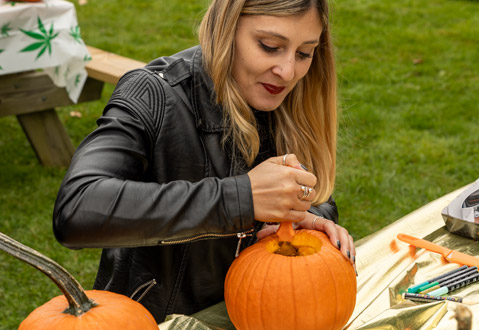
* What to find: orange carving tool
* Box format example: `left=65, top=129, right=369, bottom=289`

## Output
left=397, top=233, right=479, bottom=268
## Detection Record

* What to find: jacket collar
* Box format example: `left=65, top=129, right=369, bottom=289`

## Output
left=146, top=46, right=226, bottom=133
left=168, top=47, right=253, bottom=174
left=190, top=46, right=226, bottom=133
left=190, top=48, right=249, bottom=174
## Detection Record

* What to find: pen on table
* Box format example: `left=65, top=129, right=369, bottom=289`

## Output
left=427, top=272, right=479, bottom=297
left=407, top=265, right=468, bottom=293
left=418, top=266, right=478, bottom=293
left=402, top=292, right=477, bottom=305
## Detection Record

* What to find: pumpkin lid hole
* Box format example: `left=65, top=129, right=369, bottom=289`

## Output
left=267, top=231, right=322, bottom=257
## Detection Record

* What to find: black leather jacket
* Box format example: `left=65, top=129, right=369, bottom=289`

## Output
left=53, top=45, right=338, bottom=323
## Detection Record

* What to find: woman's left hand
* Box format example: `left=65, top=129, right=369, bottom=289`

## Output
left=256, top=214, right=356, bottom=267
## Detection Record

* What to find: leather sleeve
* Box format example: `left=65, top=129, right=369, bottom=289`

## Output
left=53, top=72, right=254, bottom=249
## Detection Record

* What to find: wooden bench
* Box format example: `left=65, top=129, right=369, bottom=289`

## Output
left=85, top=46, right=146, bottom=85
left=0, top=46, right=146, bottom=167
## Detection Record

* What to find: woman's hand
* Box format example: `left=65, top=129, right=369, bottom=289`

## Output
left=257, top=214, right=356, bottom=267
left=247, top=154, right=317, bottom=222
left=248, top=153, right=356, bottom=269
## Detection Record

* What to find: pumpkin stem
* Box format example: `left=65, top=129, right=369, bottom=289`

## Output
left=0, top=232, right=97, bottom=316
left=276, top=221, right=295, bottom=242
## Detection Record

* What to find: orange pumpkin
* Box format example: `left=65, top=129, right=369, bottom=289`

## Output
left=0, top=232, right=159, bottom=330
left=18, top=290, right=158, bottom=330
left=224, top=222, right=357, bottom=330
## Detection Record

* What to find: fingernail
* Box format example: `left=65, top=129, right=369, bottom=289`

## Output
left=347, top=250, right=351, bottom=259
left=353, top=255, right=356, bottom=264
left=356, top=268, right=358, bottom=277
left=337, top=240, right=341, bottom=249
left=266, top=222, right=279, bottom=225
left=300, top=164, right=308, bottom=171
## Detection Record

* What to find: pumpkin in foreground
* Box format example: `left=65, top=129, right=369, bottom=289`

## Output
left=18, top=290, right=158, bottom=330
left=0, top=232, right=158, bottom=330
left=224, top=222, right=357, bottom=330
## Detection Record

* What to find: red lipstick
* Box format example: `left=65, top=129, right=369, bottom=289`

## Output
left=262, top=83, right=285, bottom=95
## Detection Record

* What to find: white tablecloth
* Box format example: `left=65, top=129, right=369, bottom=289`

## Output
left=0, top=0, right=90, bottom=102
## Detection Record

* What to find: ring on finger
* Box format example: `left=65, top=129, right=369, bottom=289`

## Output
left=282, top=153, right=289, bottom=166
left=312, top=216, right=320, bottom=229
left=300, top=185, right=307, bottom=200
left=300, top=185, right=312, bottom=200
left=301, top=186, right=314, bottom=200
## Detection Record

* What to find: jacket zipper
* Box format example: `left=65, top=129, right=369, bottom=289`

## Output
left=235, top=232, right=247, bottom=257
left=130, top=279, right=157, bottom=302
left=160, top=230, right=254, bottom=257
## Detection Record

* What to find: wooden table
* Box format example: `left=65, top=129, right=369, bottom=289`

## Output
left=0, top=71, right=103, bottom=167
left=0, top=1, right=145, bottom=167
left=0, top=46, right=145, bottom=167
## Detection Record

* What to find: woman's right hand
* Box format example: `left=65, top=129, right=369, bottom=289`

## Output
left=247, top=154, right=317, bottom=222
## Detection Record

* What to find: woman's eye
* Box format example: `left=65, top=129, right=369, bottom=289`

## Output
left=259, top=41, right=278, bottom=53
left=297, top=51, right=313, bottom=60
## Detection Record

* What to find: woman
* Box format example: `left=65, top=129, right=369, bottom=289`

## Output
left=53, top=0, right=355, bottom=323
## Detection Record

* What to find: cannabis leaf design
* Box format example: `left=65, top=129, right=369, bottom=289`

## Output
left=1, top=23, right=12, bottom=37
left=69, top=25, right=83, bottom=44
left=20, top=17, right=59, bottom=60
left=74, top=74, right=81, bottom=87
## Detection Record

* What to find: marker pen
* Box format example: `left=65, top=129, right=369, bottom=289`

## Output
left=402, top=292, right=476, bottom=305
left=419, top=266, right=478, bottom=293
left=407, top=265, right=468, bottom=293
left=427, top=272, right=479, bottom=296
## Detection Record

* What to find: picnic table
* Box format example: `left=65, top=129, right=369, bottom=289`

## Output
left=0, top=0, right=145, bottom=167
left=159, top=185, right=479, bottom=330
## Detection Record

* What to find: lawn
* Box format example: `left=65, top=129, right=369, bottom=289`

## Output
left=0, top=0, right=478, bottom=328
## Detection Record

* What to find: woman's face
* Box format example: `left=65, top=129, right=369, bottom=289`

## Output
left=232, top=7, right=322, bottom=111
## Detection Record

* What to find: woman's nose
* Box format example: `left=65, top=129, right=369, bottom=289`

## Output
left=272, top=55, right=295, bottom=82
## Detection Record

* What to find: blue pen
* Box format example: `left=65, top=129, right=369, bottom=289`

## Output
left=427, top=272, right=479, bottom=296
left=407, top=266, right=468, bottom=293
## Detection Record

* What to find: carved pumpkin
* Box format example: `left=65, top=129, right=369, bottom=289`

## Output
left=224, top=222, right=357, bottom=330
left=0, top=232, right=159, bottom=330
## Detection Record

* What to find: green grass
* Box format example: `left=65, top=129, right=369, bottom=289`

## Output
left=0, top=0, right=477, bottom=328
left=333, top=0, right=478, bottom=236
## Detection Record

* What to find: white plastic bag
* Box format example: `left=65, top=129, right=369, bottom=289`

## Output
left=442, top=180, right=479, bottom=240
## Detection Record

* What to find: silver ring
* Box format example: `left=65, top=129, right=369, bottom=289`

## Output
left=300, top=186, right=313, bottom=201
left=300, top=185, right=309, bottom=200
left=312, top=217, right=320, bottom=229
left=282, top=154, right=289, bottom=166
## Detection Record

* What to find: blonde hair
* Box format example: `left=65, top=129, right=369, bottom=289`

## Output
left=198, top=0, right=337, bottom=205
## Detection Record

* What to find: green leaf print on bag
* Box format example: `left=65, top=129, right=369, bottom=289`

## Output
left=70, top=25, right=83, bottom=44
left=20, top=17, right=59, bottom=60
left=1, top=23, right=12, bottom=37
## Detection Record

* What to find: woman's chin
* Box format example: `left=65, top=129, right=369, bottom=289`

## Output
left=248, top=101, right=281, bottom=112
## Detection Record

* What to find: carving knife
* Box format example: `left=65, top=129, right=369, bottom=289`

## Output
left=397, top=233, right=479, bottom=268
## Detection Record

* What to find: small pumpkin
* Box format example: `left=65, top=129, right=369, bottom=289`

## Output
left=224, top=222, right=357, bottom=330
left=0, top=232, right=159, bottom=330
